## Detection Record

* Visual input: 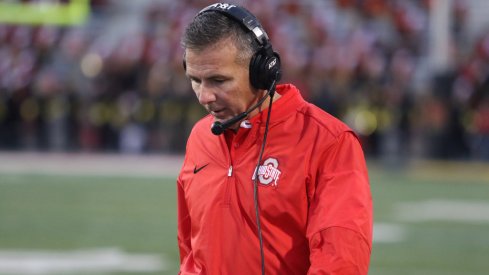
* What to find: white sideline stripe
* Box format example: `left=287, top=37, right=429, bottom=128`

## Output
left=0, top=248, right=167, bottom=274
left=396, top=199, right=489, bottom=224
left=373, top=223, right=407, bottom=243
left=0, top=152, right=184, bottom=178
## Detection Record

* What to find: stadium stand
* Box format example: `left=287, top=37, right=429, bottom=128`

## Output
left=0, top=0, right=488, bottom=161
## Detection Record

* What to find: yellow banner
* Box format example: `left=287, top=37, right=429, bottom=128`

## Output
left=0, top=0, right=89, bottom=26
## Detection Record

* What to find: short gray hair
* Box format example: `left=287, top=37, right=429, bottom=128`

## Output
left=181, top=10, right=260, bottom=65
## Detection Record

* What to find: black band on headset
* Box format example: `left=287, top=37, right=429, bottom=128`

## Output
left=198, top=3, right=269, bottom=46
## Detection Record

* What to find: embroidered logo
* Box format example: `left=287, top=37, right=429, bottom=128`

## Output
left=268, top=57, right=277, bottom=70
left=193, top=164, right=209, bottom=174
left=208, top=3, right=236, bottom=11
left=252, top=158, right=281, bottom=187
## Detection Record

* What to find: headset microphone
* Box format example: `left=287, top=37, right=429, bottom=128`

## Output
left=211, top=113, right=247, bottom=135
left=210, top=78, right=277, bottom=135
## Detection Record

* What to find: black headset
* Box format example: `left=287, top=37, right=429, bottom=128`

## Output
left=185, top=3, right=282, bottom=90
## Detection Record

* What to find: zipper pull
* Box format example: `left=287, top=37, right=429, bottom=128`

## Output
left=228, top=166, right=233, bottom=177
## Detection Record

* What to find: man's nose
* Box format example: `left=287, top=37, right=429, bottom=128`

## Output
left=197, top=84, right=216, bottom=105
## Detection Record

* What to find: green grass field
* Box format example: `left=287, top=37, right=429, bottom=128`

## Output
left=0, top=158, right=488, bottom=274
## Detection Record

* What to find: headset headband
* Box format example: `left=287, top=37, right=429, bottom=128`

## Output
left=197, top=3, right=269, bottom=46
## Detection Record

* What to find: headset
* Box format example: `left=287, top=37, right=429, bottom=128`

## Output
left=187, top=3, right=282, bottom=90
left=185, top=3, right=282, bottom=136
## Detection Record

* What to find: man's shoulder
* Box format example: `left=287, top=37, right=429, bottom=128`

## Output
left=183, top=115, right=217, bottom=159
left=299, top=102, right=353, bottom=138
left=278, top=83, right=352, bottom=138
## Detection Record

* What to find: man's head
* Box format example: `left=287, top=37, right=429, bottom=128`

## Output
left=183, top=3, right=281, bottom=90
left=182, top=3, right=281, bottom=127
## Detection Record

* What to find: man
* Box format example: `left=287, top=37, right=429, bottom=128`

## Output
left=177, top=3, right=372, bottom=274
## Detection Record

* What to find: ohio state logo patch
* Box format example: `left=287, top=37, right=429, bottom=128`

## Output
left=252, top=157, right=281, bottom=187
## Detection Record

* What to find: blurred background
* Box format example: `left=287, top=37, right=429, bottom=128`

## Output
left=0, top=0, right=489, bottom=274
left=1, top=0, right=489, bottom=160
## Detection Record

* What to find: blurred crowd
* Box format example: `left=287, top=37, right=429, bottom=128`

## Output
left=1, top=0, right=488, bottom=161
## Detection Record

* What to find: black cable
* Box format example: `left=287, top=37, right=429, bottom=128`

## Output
left=252, top=80, right=276, bottom=275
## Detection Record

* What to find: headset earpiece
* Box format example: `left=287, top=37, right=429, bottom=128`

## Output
left=250, top=46, right=281, bottom=90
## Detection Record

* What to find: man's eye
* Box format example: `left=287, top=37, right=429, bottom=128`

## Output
left=212, top=79, right=225, bottom=84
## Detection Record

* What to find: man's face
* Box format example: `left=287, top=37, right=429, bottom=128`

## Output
left=185, top=38, right=257, bottom=126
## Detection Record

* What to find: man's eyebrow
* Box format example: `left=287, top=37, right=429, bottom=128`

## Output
left=208, top=74, right=230, bottom=79
left=187, top=75, right=201, bottom=83
left=187, top=73, right=230, bottom=80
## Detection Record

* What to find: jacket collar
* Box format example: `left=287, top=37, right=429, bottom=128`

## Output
left=249, top=83, right=305, bottom=126
left=222, top=84, right=305, bottom=144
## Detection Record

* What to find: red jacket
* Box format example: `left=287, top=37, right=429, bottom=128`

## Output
left=177, top=84, right=372, bottom=274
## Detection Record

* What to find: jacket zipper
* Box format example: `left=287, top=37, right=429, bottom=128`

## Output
left=222, top=165, right=233, bottom=207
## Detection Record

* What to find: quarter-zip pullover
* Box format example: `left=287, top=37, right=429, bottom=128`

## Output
left=177, top=84, right=372, bottom=274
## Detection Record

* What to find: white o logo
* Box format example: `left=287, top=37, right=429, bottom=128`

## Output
left=258, top=158, right=279, bottom=185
